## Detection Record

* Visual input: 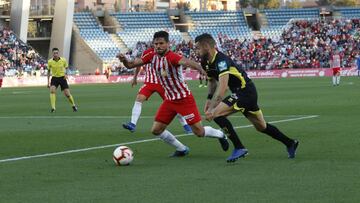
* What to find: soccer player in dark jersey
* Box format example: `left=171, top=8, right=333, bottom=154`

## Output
left=194, top=33, right=299, bottom=162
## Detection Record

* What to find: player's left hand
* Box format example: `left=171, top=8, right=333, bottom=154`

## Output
left=205, top=110, right=214, bottom=121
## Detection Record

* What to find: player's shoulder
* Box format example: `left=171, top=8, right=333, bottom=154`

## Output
left=216, top=51, right=230, bottom=61
left=142, top=48, right=155, bottom=58
left=143, top=48, right=154, bottom=55
left=60, top=57, right=67, bottom=62
left=214, top=52, right=230, bottom=70
left=166, top=50, right=179, bottom=56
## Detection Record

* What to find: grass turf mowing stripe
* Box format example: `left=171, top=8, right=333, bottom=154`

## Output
left=0, top=115, right=318, bottom=163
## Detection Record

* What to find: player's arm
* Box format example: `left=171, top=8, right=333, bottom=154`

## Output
left=117, top=53, right=144, bottom=69
left=213, top=73, right=228, bottom=108
left=204, top=77, right=217, bottom=113
left=132, top=66, right=142, bottom=87
left=178, top=57, right=207, bottom=76
left=64, top=58, right=69, bottom=80
left=205, top=74, right=229, bottom=121
left=47, top=64, right=51, bottom=88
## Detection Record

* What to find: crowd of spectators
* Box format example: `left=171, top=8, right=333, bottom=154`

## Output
left=2, top=18, right=360, bottom=78
left=126, top=18, right=359, bottom=72
left=218, top=18, right=360, bottom=70
left=0, top=26, right=47, bottom=77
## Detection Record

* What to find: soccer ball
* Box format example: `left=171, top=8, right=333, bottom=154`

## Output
left=113, top=146, right=134, bottom=166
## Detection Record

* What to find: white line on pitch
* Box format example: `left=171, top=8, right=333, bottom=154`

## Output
left=0, top=115, right=318, bottom=163
left=0, top=115, right=316, bottom=119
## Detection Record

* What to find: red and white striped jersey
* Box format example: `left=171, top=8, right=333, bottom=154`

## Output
left=331, top=54, right=341, bottom=68
left=141, top=50, right=191, bottom=101
left=141, top=48, right=159, bottom=84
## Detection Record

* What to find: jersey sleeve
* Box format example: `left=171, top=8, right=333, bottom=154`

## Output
left=169, top=52, right=182, bottom=66
left=63, top=58, right=68, bottom=68
left=216, top=59, right=230, bottom=77
left=47, top=60, right=52, bottom=69
left=141, top=50, right=154, bottom=64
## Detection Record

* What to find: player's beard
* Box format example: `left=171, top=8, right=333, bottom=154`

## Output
left=201, top=52, right=210, bottom=62
left=156, top=48, right=168, bottom=56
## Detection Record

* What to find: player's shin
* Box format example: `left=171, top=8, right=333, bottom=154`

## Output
left=203, top=126, right=225, bottom=138
left=131, top=101, right=142, bottom=125
left=176, top=114, right=187, bottom=126
left=158, top=130, right=186, bottom=151
left=261, top=123, right=293, bottom=147
left=50, top=93, right=56, bottom=109
left=67, top=94, right=75, bottom=106
left=214, top=116, right=245, bottom=149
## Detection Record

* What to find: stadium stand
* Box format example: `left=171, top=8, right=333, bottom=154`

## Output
left=73, top=12, right=120, bottom=62
left=0, top=26, right=46, bottom=77
left=186, top=10, right=251, bottom=42
left=261, top=8, right=320, bottom=39
left=337, top=7, right=360, bottom=19
left=110, top=12, right=183, bottom=49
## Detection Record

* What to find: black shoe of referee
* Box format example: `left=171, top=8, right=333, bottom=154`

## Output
left=72, top=106, right=78, bottom=112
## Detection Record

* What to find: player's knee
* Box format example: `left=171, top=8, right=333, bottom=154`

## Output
left=192, top=126, right=204, bottom=137
left=151, top=127, right=163, bottom=136
left=254, top=122, right=267, bottom=132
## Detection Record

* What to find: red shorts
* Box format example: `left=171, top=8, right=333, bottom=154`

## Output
left=0, top=78, right=2, bottom=87
left=138, top=83, right=165, bottom=100
left=332, top=67, right=340, bottom=75
left=155, top=94, right=202, bottom=125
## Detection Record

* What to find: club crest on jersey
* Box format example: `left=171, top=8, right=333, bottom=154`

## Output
left=218, top=61, right=227, bottom=71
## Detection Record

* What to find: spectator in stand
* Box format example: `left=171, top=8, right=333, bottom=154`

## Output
left=0, top=63, right=5, bottom=89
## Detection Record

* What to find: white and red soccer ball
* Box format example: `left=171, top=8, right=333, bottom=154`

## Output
left=113, top=146, right=134, bottom=166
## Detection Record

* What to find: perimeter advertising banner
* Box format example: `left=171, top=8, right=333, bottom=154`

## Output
left=2, top=68, right=358, bottom=88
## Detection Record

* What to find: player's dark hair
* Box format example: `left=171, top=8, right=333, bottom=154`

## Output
left=52, top=47, right=59, bottom=52
left=195, top=33, right=216, bottom=47
left=153, top=31, right=169, bottom=42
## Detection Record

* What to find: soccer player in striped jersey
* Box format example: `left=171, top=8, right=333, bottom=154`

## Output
left=122, top=48, right=192, bottom=134
left=195, top=33, right=298, bottom=162
left=118, top=31, right=229, bottom=157
left=330, top=51, right=342, bottom=86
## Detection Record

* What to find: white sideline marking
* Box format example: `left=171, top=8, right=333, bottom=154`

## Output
left=0, top=115, right=318, bottom=163
left=0, top=115, right=315, bottom=119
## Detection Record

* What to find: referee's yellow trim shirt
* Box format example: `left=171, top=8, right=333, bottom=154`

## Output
left=48, top=57, right=68, bottom=77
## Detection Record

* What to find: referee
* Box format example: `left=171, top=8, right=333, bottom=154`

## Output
left=47, top=48, right=77, bottom=112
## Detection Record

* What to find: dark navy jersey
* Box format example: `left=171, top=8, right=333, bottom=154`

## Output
left=202, top=51, right=252, bottom=93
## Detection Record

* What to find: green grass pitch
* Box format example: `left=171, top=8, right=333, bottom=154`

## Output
left=0, top=77, right=359, bottom=202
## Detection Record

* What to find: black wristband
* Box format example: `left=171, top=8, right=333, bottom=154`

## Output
left=207, top=94, right=213, bottom=100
